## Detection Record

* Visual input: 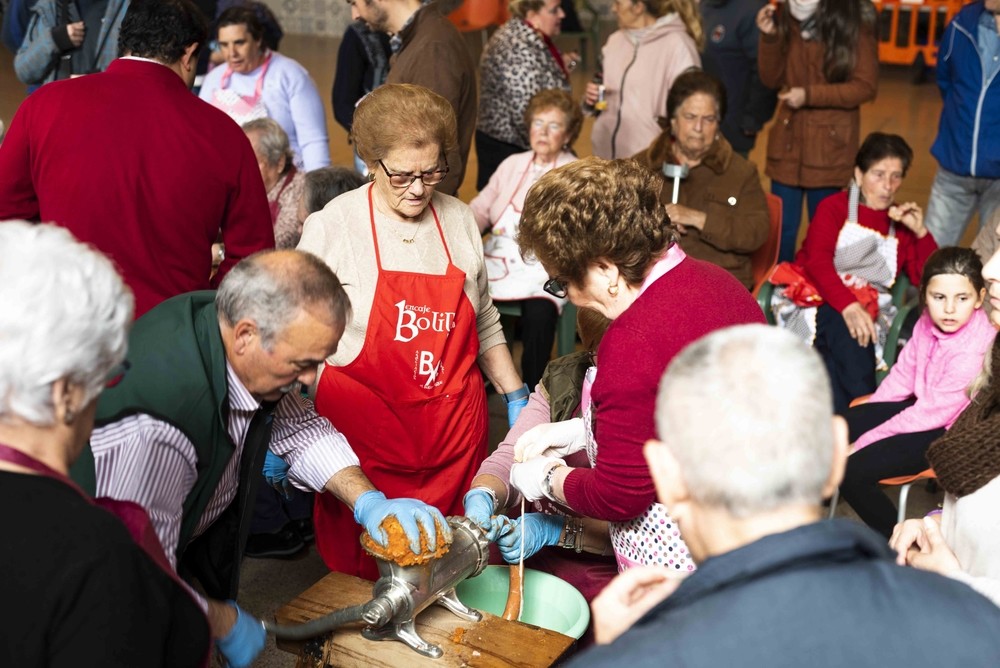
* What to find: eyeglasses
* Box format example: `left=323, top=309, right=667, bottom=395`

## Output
left=105, top=360, right=130, bottom=388
left=530, top=119, right=566, bottom=133
left=377, top=160, right=449, bottom=188
left=543, top=277, right=568, bottom=298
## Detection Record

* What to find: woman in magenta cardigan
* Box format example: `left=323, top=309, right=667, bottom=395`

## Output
left=502, top=157, right=764, bottom=571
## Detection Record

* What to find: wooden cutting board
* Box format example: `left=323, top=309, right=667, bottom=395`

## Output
left=274, top=570, right=576, bottom=667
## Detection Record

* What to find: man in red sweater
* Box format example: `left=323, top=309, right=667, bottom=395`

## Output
left=0, top=0, right=274, bottom=317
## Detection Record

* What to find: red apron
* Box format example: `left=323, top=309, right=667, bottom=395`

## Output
left=313, top=185, right=488, bottom=579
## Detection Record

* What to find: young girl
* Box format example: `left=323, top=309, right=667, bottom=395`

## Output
left=839, top=247, right=995, bottom=538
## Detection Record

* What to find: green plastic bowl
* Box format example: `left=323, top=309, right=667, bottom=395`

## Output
left=455, top=565, right=590, bottom=639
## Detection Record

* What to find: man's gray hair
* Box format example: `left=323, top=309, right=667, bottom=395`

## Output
left=215, top=250, right=351, bottom=348
left=243, top=118, right=294, bottom=169
left=0, top=222, right=133, bottom=425
left=655, top=324, right=834, bottom=517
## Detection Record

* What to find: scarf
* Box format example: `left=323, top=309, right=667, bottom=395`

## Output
left=788, top=0, right=820, bottom=40
left=926, top=333, right=1000, bottom=498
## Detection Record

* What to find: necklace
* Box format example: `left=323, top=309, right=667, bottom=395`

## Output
left=396, top=218, right=423, bottom=244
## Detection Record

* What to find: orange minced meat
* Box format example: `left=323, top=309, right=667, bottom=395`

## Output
left=361, top=516, right=450, bottom=566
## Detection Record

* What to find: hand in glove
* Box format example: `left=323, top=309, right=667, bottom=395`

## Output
left=514, top=417, right=586, bottom=462
left=463, top=488, right=506, bottom=541
left=262, top=451, right=294, bottom=498
left=502, top=383, right=531, bottom=428
left=353, top=490, right=451, bottom=554
left=509, top=456, right=565, bottom=502
left=216, top=602, right=266, bottom=668
left=497, top=512, right=564, bottom=562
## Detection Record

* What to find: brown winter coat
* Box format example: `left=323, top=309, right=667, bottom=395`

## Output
left=387, top=4, right=478, bottom=195
left=635, top=133, right=770, bottom=288
left=757, top=20, right=878, bottom=188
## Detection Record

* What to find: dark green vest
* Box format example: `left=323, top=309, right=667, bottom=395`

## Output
left=540, top=350, right=595, bottom=422
left=87, top=292, right=236, bottom=569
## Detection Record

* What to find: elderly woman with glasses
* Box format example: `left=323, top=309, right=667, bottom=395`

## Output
left=297, top=84, right=526, bottom=579
left=0, top=222, right=209, bottom=667
left=635, top=70, right=770, bottom=289
left=471, top=89, right=583, bottom=390
left=500, top=158, right=763, bottom=572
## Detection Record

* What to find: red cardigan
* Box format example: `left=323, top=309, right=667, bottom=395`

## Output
left=562, top=256, right=766, bottom=521
left=795, top=191, right=938, bottom=313
left=0, top=59, right=274, bottom=317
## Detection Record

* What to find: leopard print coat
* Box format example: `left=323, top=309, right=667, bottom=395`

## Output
left=477, top=19, right=570, bottom=148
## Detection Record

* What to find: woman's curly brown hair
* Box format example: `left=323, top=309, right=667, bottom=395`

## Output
left=518, top=157, right=676, bottom=287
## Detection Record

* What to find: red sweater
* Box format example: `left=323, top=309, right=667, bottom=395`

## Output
left=563, top=256, right=766, bottom=521
left=0, top=59, right=274, bottom=317
left=795, top=191, right=938, bottom=313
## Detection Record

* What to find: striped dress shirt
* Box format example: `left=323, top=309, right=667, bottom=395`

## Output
left=90, top=362, right=360, bottom=570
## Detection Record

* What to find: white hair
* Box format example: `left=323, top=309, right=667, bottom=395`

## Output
left=655, top=324, right=834, bottom=518
left=0, top=222, right=133, bottom=425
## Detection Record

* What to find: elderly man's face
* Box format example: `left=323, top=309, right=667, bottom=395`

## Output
left=239, top=307, right=344, bottom=401
left=983, top=221, right=1000, bottom=328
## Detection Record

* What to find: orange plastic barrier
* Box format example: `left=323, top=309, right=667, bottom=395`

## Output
left=872, top=0, right=967, bottom=68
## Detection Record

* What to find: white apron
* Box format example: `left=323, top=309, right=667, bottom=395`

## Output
left=773, top=184, right=900, bottom=370
left=483, top=158, right=567, bottom=308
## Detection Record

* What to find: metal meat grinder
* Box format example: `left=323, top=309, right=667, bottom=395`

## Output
left=265, top=515, right=490, bottom=659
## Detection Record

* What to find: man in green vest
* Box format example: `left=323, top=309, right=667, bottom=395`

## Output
left=88, top=249, right=449, bottom=668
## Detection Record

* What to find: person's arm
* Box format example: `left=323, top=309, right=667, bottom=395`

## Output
left=900, top=218, right=940, bottom=287
left=287, top=67, right=331, bottom=170
left=690, top=160, right=770, bottom=253
left=469, top=160, right=506, bottom=231
left=803, top=28, right=878, bottom=109
left=13, top=0, right=73, bottom=85
left=474, top=387, right=551, bottom=509
left=756, top=13, right=785, bottom=90
left=332, top=27, right=366, bottom=133
left=554, top=326, right=660, bottom=520
left=273, top=175, right=305, bottom=249
left=738, top=5, right=778, bottom=133
left=936, top=19, right=956, bottom=99
left=213, top=134, right=275, bottom=286
left=797, top=195, right=858, bottom=312
left=855, top=322, right=989, bottom=451
left=0, top=104, right=41, bottom=220
left=479, top=343, right=525, bottom=397
left=267, top=391, right=361, bottom=493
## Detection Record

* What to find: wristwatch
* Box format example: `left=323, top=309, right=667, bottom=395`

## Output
left=542, top=464, right=561, bottom=501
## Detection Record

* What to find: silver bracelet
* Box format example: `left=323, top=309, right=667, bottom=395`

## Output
left=472, top=486, right=498, bottom=514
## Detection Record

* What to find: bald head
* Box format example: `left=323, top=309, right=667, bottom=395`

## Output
left=216, top=250, right=351, bottom=349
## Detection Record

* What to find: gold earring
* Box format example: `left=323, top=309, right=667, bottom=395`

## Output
left=62, top=401, right=76, bottom=426
left=608, top=283, right=619, bottom=297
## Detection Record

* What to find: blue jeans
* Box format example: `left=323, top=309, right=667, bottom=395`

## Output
left=771, top=181, right=841, bottom=262
left=924, top=166, right=1000, bottom=246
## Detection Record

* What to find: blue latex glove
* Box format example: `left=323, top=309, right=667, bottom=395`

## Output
left=354, top=490, right=451, bottom=554
left=463, top=488, right=505, bottom=541
left=262, top=451, right=293, bottom=499
left=496, top=512, right=564, bottom=563
left=504, top=383, right=531, bottom=428
left=216, top=602, right=266, bottom=668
